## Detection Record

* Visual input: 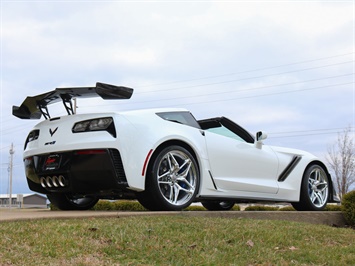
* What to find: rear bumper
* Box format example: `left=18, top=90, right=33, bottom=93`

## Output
left=24, top=149, right=128, bottom=196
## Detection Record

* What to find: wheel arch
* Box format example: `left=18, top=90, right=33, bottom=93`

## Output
left=144, top=139, right=201, bottom=189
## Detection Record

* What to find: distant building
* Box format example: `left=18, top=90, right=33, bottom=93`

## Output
left=0, top=193, right=47, bottom=208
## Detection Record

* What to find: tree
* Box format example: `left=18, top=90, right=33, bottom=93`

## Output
left=326, top=127, right=355, bottom=199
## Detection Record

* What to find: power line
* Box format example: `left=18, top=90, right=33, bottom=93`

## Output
left=269, top=127, right=353, bottom=135
left=3, top=56, right=352, bottom=111
left=1, top=55, right=353, bottom=134
left=268, top=127, right=355, bottom=139
left=80, top=81, right=353, bottom=109
left=1, top=122, right=38, bottom=134
left=2, top=79, right=351, bottom=135
left=136, top=52, right=354, bottom=88
left=0, top=144, right=23, bottom=151
left=82, top=73, right=353, bottom=108
left=134, top=60, right=353, bottom=94
left=178, top=82, right=353, bottom=106
left=3, top=71, right=352, bottom=134
left=269, top=131, right=354, bottom=139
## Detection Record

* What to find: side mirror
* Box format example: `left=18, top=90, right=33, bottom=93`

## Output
left=255, top=131, right=267, bottom=149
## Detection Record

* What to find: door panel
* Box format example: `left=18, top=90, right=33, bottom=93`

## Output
left=205, top=131, right=279, bottom=194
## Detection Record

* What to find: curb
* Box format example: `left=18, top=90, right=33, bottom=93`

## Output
left=0, top=209, right=347, bottom=227
left=181, top=211, right=347, bottom=227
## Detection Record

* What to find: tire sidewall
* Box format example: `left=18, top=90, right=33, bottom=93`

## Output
left=300, top=164, right=329, bottom=211
left=147, top=145, right=200, bottom=211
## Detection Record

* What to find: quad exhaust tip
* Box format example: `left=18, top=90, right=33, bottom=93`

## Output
left=40, top=175, right=67, bottom=188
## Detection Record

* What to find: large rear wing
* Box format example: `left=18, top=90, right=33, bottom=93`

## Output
left=12, top=82, right=133, bottom=119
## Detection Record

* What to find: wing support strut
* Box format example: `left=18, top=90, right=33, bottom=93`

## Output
left=61, top=94, right=75, bottom=116
left=38, top=104, right=51, bottom=120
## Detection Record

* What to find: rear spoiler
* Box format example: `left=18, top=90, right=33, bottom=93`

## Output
left=12, top=82, right=133, bottom=119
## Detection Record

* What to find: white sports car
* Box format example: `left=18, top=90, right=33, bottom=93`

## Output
left=13, top=83, right=339, bottom=211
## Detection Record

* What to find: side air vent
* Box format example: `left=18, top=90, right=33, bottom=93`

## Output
left=109, top=149, right=127, bottom=184
left=278, top=155, right=302, bottom=182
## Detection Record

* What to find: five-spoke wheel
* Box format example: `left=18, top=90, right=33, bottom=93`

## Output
left=292, top=164, right=329, bottom=211
left=137, top=145, right=200, bottom=211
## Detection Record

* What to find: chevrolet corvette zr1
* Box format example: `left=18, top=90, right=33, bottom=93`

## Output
left=13, top=83, right=339, bottom=211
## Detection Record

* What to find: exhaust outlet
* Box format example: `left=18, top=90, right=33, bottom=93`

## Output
left=58, top=175, right=66, bottom=187
left=40, top=175, right=67, bottom=188
left=53, top=176, right=60, bottom=187
left=40, top=177, right=47, bottom=188
left=46, top=176, right=53, bottom=187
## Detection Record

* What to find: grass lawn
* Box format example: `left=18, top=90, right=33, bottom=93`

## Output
left=0, top=215, right=354, bottom=265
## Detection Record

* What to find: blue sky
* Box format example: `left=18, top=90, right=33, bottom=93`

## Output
left=1, top=1, right=354, bottom=194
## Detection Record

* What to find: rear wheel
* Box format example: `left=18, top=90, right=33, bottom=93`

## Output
left=47, top=193, right=99, bottom=210
left=137, top=145, right=200, bottom=211
left=292, top=164, right=329, bottom=211
left=201, top=200, right=235, bottom=211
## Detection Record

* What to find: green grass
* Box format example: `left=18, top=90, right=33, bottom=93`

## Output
left=0, top=216, right=354, bottom=265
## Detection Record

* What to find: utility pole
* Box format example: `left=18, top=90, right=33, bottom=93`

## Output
left=9, top=143, right=14, bottom=209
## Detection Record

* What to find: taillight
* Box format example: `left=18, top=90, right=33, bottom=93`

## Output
left=72, top=117, right=116, bottom=137
left=24, top=130, right=40, bottom=150
left=75, top=149, right=107, bottom=155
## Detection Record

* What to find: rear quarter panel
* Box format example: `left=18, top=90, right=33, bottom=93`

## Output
left=119, top=111, right=209, bottom=191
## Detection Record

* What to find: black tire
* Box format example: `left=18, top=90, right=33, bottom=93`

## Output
left=201, top=200, right=235, bottom=211
left=137, top=145, right=200, bottom=211
left=47, top=193, right=99, bottom=210
left=292, top=164, right=329, bottom=211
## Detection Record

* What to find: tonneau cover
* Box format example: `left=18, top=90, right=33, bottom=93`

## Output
left=12, top=82, right=133, bottom=119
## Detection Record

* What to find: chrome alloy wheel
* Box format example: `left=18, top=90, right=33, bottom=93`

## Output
left=307, top=167, right=329, bottom=208
left=156, top=150, right=198, bottom=206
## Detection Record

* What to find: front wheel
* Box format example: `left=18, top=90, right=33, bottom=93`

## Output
left=201, top=201, right=235, bottom=211
left=47, top=193, right=99, bottom=210
left=292, top=164, right=329, bottom=211
left=137, top=145, right=200, bottom=211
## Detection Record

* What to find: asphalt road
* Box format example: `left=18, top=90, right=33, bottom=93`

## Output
left=0, top=208, right=347, bottom=227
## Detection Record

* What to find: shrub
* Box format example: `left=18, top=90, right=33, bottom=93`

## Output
left=91, top=200, right=147, bottom=211
left=341, top=190, right=355, bottom=226
left=244, top=205, right=279, bottom=211
left=112, top=200, right=147, bottom=211
left=91, top=200, right=114, bottom=211
left=324, top=204, right=342, bottom=211
left=232, top=204, right=241, bottom=211
left=184, top=205, right=206, bottom=211
left=49, top=203, right=59, bottom=211
left=279, top=206, right=296, bottom=211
